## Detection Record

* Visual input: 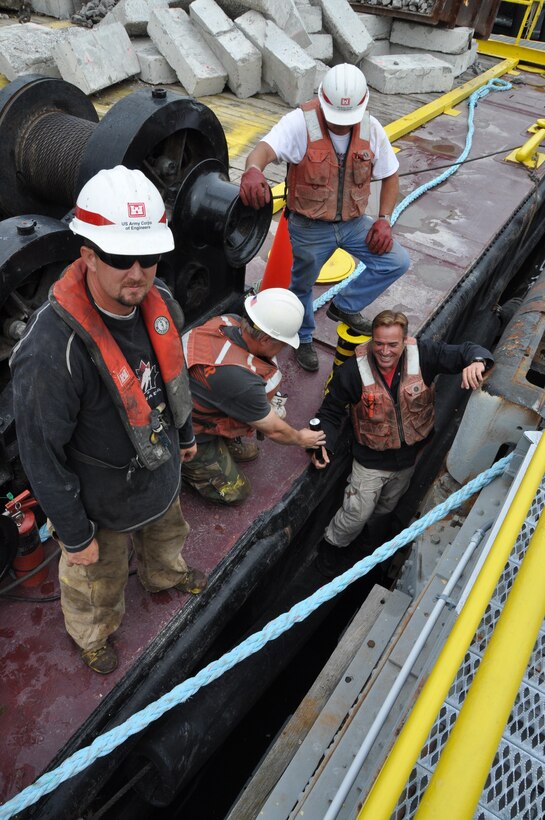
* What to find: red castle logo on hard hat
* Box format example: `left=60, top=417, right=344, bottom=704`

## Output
left=128, top=202, right=146, bottom=218
left=341, top=97, right=351, bottom=107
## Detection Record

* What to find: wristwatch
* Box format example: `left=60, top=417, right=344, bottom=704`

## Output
left=378, top=214, right=392, bottom=224
left=472, top=357, right=487, bottom=367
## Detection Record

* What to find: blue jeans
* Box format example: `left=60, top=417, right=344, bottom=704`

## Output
left=287, top=212, right=410, bottom=344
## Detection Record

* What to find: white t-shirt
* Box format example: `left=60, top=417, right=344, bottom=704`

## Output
left=262, top=107, right=399, bottom=181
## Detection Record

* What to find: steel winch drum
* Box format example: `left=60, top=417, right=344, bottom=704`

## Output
left=173, top=158, right=273, bottom=267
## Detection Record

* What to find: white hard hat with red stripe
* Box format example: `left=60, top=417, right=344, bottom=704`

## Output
left=69, top=165, right=174, bottom=254
left=245, top=288, right=304, bottom=349
left=318, top=63, right=369, bottom=126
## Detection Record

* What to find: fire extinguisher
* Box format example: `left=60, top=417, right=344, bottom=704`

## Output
left=5, top=490, right=47, bottom=588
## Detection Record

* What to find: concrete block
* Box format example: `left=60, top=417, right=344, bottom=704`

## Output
left=236, top=0, right=312, bottom=48
left=190, top=0, right=261, bottom=98
left=298, top=3, right=321, bottom=33
left=54, top=23, right=140, bottom=94
left=362, top=39, right=390, bottom=59
left=390, top=21, right=474, bottom=55
left=101, top=0, right=168, bottom=36
left=392, top=40, right=477, bottom=78
left=362, top=53, right=454, bottom=94
left=0, top=23, right=61, bottom=79
left=305, top=32, right=332, bottom=63
left=313, top=58, right=328, bottom=93
left=132, top=36, right=177, bottom=83
left=355, top=12, right=391, bottom=40
left=236, top=10, right=316, bottom=106
left=211, top=0, right=247, bottom=16
left=148, top=7, right=227, bottom=95
left=31, top=0, right=76, bottom=19
left=313, top=0, right=373, bottom=62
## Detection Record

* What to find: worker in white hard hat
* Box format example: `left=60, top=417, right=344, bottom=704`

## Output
left=181, top=287, right=326, bottom=504
left=239, top=63, right=410, bottom=373
left=10, top=165, right=207, bottom=675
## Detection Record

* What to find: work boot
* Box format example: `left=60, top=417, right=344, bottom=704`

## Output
left=314, top=539, right=359, bottom=579
left=81, top=642, right=118, bottom=674
left=175, top=567, right=208, bottom=594
left=326, top=304, right=372, bottom=336
left=296, top=342, right=319, bottom=372
left=227, top=436, right=259, bottom=463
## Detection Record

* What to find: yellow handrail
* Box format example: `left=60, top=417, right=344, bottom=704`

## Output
left=358, top=432, right=545, bottom=820
left=416, top=491, right=545, bottom=819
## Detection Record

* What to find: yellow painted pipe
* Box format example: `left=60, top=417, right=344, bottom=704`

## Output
left=384, top=59, right=518, bottom=144
left=515, top=119, right=545, bottom=163
left=358, top=432, right=545, bottom=820
left=416, top=504, right=545, bottom=820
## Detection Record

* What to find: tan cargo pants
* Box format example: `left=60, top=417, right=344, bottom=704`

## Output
left=58, top=498, right=190, bottom=651
left=324, top=460, right=415, bottom=548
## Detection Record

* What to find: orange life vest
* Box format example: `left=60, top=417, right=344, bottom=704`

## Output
left=49, top=259, right=191, bottom=471
left=286, top=98, right=374, bottom=221
left=184, top=315, right=282, bottom=439
left=350, top=342, right=435, bottom=450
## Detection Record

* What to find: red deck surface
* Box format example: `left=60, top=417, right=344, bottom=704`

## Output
left=1, top=65, right=545, bottom=807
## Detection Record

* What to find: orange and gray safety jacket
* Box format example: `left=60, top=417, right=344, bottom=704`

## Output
left=183, top=315, right=282, bottom=439
left=50, top=259, right=192, bottom=471
left=286, top=98, right=373, bottom=221
left=350, top=342, right=435, bottom=451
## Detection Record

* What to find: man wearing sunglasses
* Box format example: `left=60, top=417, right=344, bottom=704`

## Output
left=10, top=165, right=207, bottom=674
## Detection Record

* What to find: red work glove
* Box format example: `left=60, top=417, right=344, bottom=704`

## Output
left=240, top=166, right=271, bottom=209
left=366, top=218, right=393, bottom=255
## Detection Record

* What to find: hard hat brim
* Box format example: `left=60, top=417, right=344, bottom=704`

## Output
left=69, top=218, right=175, bottom=255
left=319, top=95, right=369, bottom=126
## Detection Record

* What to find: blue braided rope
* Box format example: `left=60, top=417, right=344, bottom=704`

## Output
left=0, top=453, right=511, bottom=819
left=312, top=77, right=513, bottom=313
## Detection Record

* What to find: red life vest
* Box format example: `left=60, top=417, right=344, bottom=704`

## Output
left=286, top=98, right=374, bottom=221
left=184, top=315, right=282, bottom=439
left=49, top=259, right=191, bottom=471
left=350, top=341, right=435, bottom=450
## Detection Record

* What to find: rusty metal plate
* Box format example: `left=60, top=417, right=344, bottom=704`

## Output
left=349, top=0, right=502, bottom=37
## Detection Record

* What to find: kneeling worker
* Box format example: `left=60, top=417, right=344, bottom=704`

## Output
left=311, top=309, right=493, bottom=575
left=182, top=288, right=326, bottom=503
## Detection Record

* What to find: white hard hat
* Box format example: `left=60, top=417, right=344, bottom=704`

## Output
left=318, top=63, right=369, bottom=126
left=245, top=288, right=304, bottom=349
left=69, top=165, right=174, bottom=254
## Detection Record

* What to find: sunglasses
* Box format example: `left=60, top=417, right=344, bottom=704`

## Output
left=93, top=247, right=162, bottom=270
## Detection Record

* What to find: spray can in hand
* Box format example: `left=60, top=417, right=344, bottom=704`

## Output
left=308, top=417, right=325, bottom=465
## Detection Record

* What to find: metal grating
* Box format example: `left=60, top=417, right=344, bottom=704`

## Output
left=393, top=481, right=545, bottom=818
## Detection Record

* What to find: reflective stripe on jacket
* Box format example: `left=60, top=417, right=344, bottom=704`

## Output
left=184, top=314, right=282, bottom=439
left=286, top=98, right=373, bottom=221
left=49, top=259, right=192, bottom=471
left=350, top=342, right=435, bottom=451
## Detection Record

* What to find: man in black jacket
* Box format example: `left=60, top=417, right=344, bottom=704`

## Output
left=312, top=309, right=493, bottom=576
left=10, top=166, right=207, bottom=674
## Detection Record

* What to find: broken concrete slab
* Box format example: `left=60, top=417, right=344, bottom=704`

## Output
left=54, top=22, right=140, bottom=94
left=31, top=0, right=76, bottom=19
left=100, top=0, right=169, bottom=36
left=392, top=39, right=477, bottom=78
left=355, top=12, right=391, bottom=40
left=390, top=21, right=474, bottom=54
left=236, top=0, right=311, bottom=48
left=189, top=0, right=261, bottom=98
left=362, top=52, right=454, bottom=94
left=297, top=3, right=321, bottom=33
left=236, top=9, right=316, bottom=106
left=0, top=23, right=61, bottom=79
left=132, top=35, right=177, bottom=83
left=312, top=0, right=373, bottom=62
left=306, top=33, right=332, bottom=63
left=148, top=6, right=227, bottom=95
left=313, top=57, right=328, bottom=92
